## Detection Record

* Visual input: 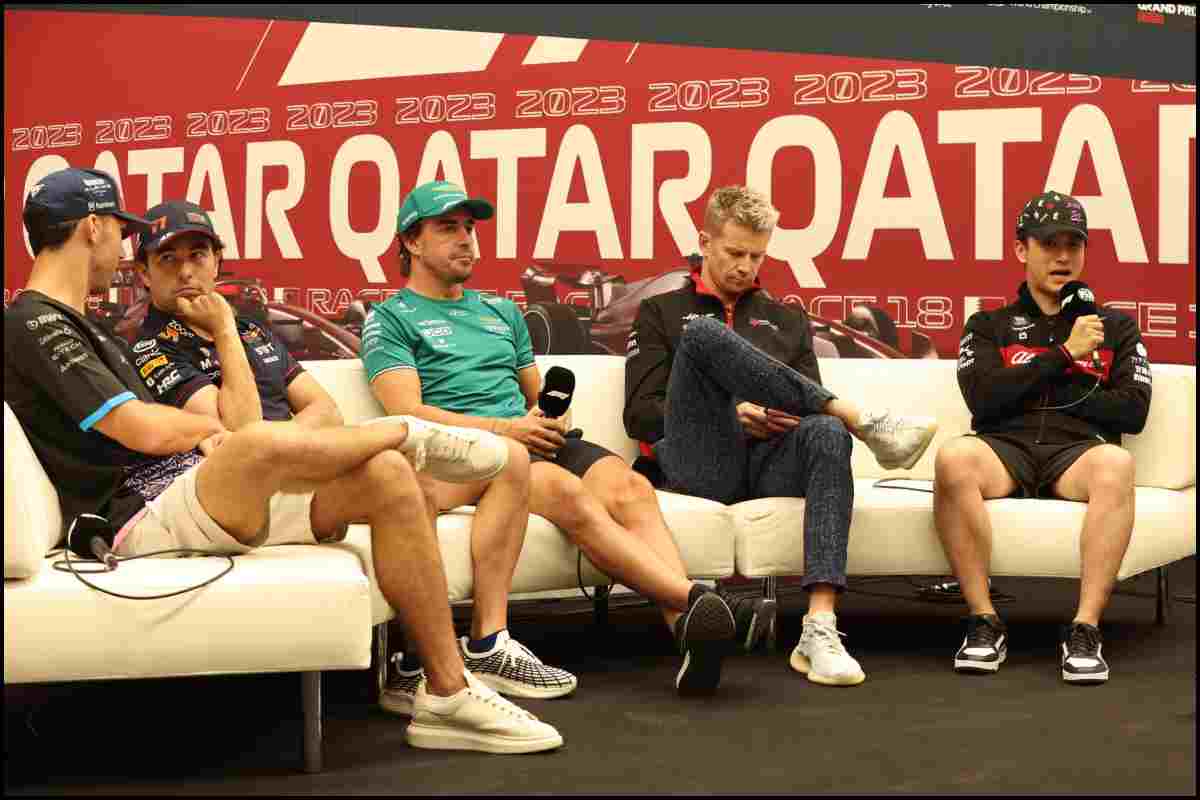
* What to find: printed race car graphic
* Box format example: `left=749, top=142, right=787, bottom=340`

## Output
left=519, top=256, right=923, bottom=359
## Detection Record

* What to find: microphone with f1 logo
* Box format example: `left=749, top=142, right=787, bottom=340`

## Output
left=1058, top=280, right=1104, bottom=371
left=538, top=366, right=583, bottom=439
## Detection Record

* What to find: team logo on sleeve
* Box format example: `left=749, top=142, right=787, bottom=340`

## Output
left=1132, top=341, right=1152, bottom=386
left=957, top=333, right=976, bottom=371
left=626, top=329, right=640, bottom=358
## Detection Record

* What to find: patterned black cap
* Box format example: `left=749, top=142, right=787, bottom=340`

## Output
left=1016, top=191, right=1088, bottom=241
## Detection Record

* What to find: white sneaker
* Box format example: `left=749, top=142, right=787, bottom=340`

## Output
left=461, top=631, right=578, bottom=699
left=405, top=670, right=564, bottom=754
left=790, top=613, right=866, bottom=686
left=367, top=415, right=508, bottom=483
left=855, top=410, right=938, bottom=470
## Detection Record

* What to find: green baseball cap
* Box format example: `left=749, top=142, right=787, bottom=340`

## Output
left=396, top=180, right=494, bottom=234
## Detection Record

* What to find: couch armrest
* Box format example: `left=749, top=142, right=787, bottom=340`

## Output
left=4, top=402, right=61, bottom=579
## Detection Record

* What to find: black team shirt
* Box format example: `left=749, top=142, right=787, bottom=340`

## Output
left=134, top=305, right=304, bottom=421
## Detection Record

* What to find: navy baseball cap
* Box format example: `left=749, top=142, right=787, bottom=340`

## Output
left=1016, top=191, right=1088, bottom=242
left=136, top=200, right=224, bottom=261
left=23, top=168, right=152, bottom=242
left=397, top=180, right=494, bottom=234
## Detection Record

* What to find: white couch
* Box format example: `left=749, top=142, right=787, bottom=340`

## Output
left=5, top=355, right=1195, bottom=773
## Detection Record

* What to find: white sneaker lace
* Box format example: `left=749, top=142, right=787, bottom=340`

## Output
left=467, top=681, right=538, bottom=721
left=804, top=621, right=851, bottom=657
left=863, top=411, right=901, bottom=437
left=426, top=429, right=472, bottom=464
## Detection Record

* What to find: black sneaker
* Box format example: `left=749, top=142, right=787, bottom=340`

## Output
left=1060, top=622, right=1109, bottom=684
left=673, top=590, right=735, bottom=695
left=714, top=585, right=777, bottom=652
left=954, top=614, right=1008, bottom=674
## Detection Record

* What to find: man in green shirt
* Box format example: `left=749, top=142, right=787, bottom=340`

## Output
left=364, top=181, right=770, bottom=700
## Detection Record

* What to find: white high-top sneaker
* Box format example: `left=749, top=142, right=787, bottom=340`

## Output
left=405, top=670, right=564, bottom=754
left=790, top=613, right=866, bottom=687
left=855, top=410, right=938, bottom=471
left=366, top=416, right=508, bottom=483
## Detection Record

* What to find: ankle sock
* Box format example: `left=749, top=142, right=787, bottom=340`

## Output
left=466, top=629, right=504, bottom=656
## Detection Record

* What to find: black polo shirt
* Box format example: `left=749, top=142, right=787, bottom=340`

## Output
left=4, top=291, right=154, bottom=535
left=134, top=305, right=304, bottom=420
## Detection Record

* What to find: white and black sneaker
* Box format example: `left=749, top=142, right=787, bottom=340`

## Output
left=460, top=631, right=578, bottom=699
left=954, top=614, right=1008, bottom=674
left=380, top=652, right=423, bottom=717
left=1061, top=622, right=1109, bottom=685
left=673, top=589, right=736, bottom=695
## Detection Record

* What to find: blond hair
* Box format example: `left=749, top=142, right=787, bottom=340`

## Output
left=703, top=185, right=779, bottom=235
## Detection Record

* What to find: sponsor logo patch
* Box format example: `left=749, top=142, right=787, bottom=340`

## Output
left=133, top=339, right=157, bottom=354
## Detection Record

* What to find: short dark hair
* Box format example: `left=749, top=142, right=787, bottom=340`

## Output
left=396, top=220, right=423, bottom=278
left=28, top=218, right=83, bottom=256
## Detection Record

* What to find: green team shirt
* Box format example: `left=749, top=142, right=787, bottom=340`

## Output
left=360, top=288, right=534, bottom=419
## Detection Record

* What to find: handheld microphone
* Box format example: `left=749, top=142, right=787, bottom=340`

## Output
left=67, top=513, right=119, bottom=571
left=1058, top=281, right=1103, bottom=371
left=538, top=366, right=576, bottom=419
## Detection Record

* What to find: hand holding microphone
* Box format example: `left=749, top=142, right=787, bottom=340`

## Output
left=504, top=367, right=578, bottom=458
left=1059, top=281, right=1104, bottom=370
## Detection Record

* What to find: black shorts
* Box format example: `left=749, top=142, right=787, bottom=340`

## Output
left=530, top=437, right=619, bottom=478
left=971, top=433, right=1108, bottom=499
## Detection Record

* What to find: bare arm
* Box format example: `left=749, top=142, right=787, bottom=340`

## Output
left=285, top=372, right=344, bottom=429
left=371, top=366, right=566, bottom=456
left=176, top=293, right=261, bottom=430
left=93, top=398, right=225, bottom=456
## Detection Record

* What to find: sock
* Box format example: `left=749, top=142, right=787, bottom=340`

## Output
left=399, top=651, right=423, bottom=672
left=466, top=629, right=504, bottom=656
left=805, top=611, right=837, bottom=626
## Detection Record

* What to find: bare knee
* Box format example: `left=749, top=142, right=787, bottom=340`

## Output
left=356, top=451, right=427, bottom=514
left=1087, top=447, right=1135, bottom=498
left=934, top=439, right=985, bottom=492
left=536, top=471, right=596, bottom=532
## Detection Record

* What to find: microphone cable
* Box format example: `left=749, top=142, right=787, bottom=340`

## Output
left=50, top=545, right=235, bottom=601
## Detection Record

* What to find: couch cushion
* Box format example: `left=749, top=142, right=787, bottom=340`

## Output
left=819, top=360, right=1195, bottom=491
left=334, top=489, right=735, bottom=625
left=3, top=545, right=372, bottom=684
left=733, top=480, right=1195, bottom=581
left=4, top=402, right=62, bottom=579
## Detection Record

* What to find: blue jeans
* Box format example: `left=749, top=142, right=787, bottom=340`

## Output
left=654, top=317, right=853, bottom=591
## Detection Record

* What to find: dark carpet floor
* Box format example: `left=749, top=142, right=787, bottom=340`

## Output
left=5, top=559, right=1195, bottom=795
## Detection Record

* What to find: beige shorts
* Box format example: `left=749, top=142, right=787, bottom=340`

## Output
left=114, top=463, right=340, bottom=558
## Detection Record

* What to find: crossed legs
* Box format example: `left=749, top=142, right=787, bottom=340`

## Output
left=194, top=418, right=468, bottom=695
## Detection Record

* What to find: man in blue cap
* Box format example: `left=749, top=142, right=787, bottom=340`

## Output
left=364, top=180, right=771, bottom=700
left=4, top=170, right=564, bottom=754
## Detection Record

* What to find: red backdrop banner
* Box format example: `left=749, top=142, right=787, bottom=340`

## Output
left=5, top=11, right=1195, bottom=362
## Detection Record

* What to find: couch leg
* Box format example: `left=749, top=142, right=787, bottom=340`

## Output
left=1155, top=567, right=1169, bottom=626
left=763, top=577, right=778, bottom=652
left=374, top=622, right=390, bottom=699
left=593, top=584, right=611, bottom=630
left=302, top=671, right=323, bottom=774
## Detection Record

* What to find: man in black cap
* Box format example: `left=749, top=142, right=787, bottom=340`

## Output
left=933, top=190, right=1152, bottom=685
left=4, top=171, right=565, bottom=754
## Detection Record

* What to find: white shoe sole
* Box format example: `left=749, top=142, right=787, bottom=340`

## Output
left=954, top=650, right=1007, bottom=673
left=1063, top=669, right=1109, bottom=684
left=473, top=671, right=578, bottom=699
left=405, top=723, right=563, bottom=754
left=380, top=691, right=415, bottom=717
left=790, top=651, right=867, bottom=686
